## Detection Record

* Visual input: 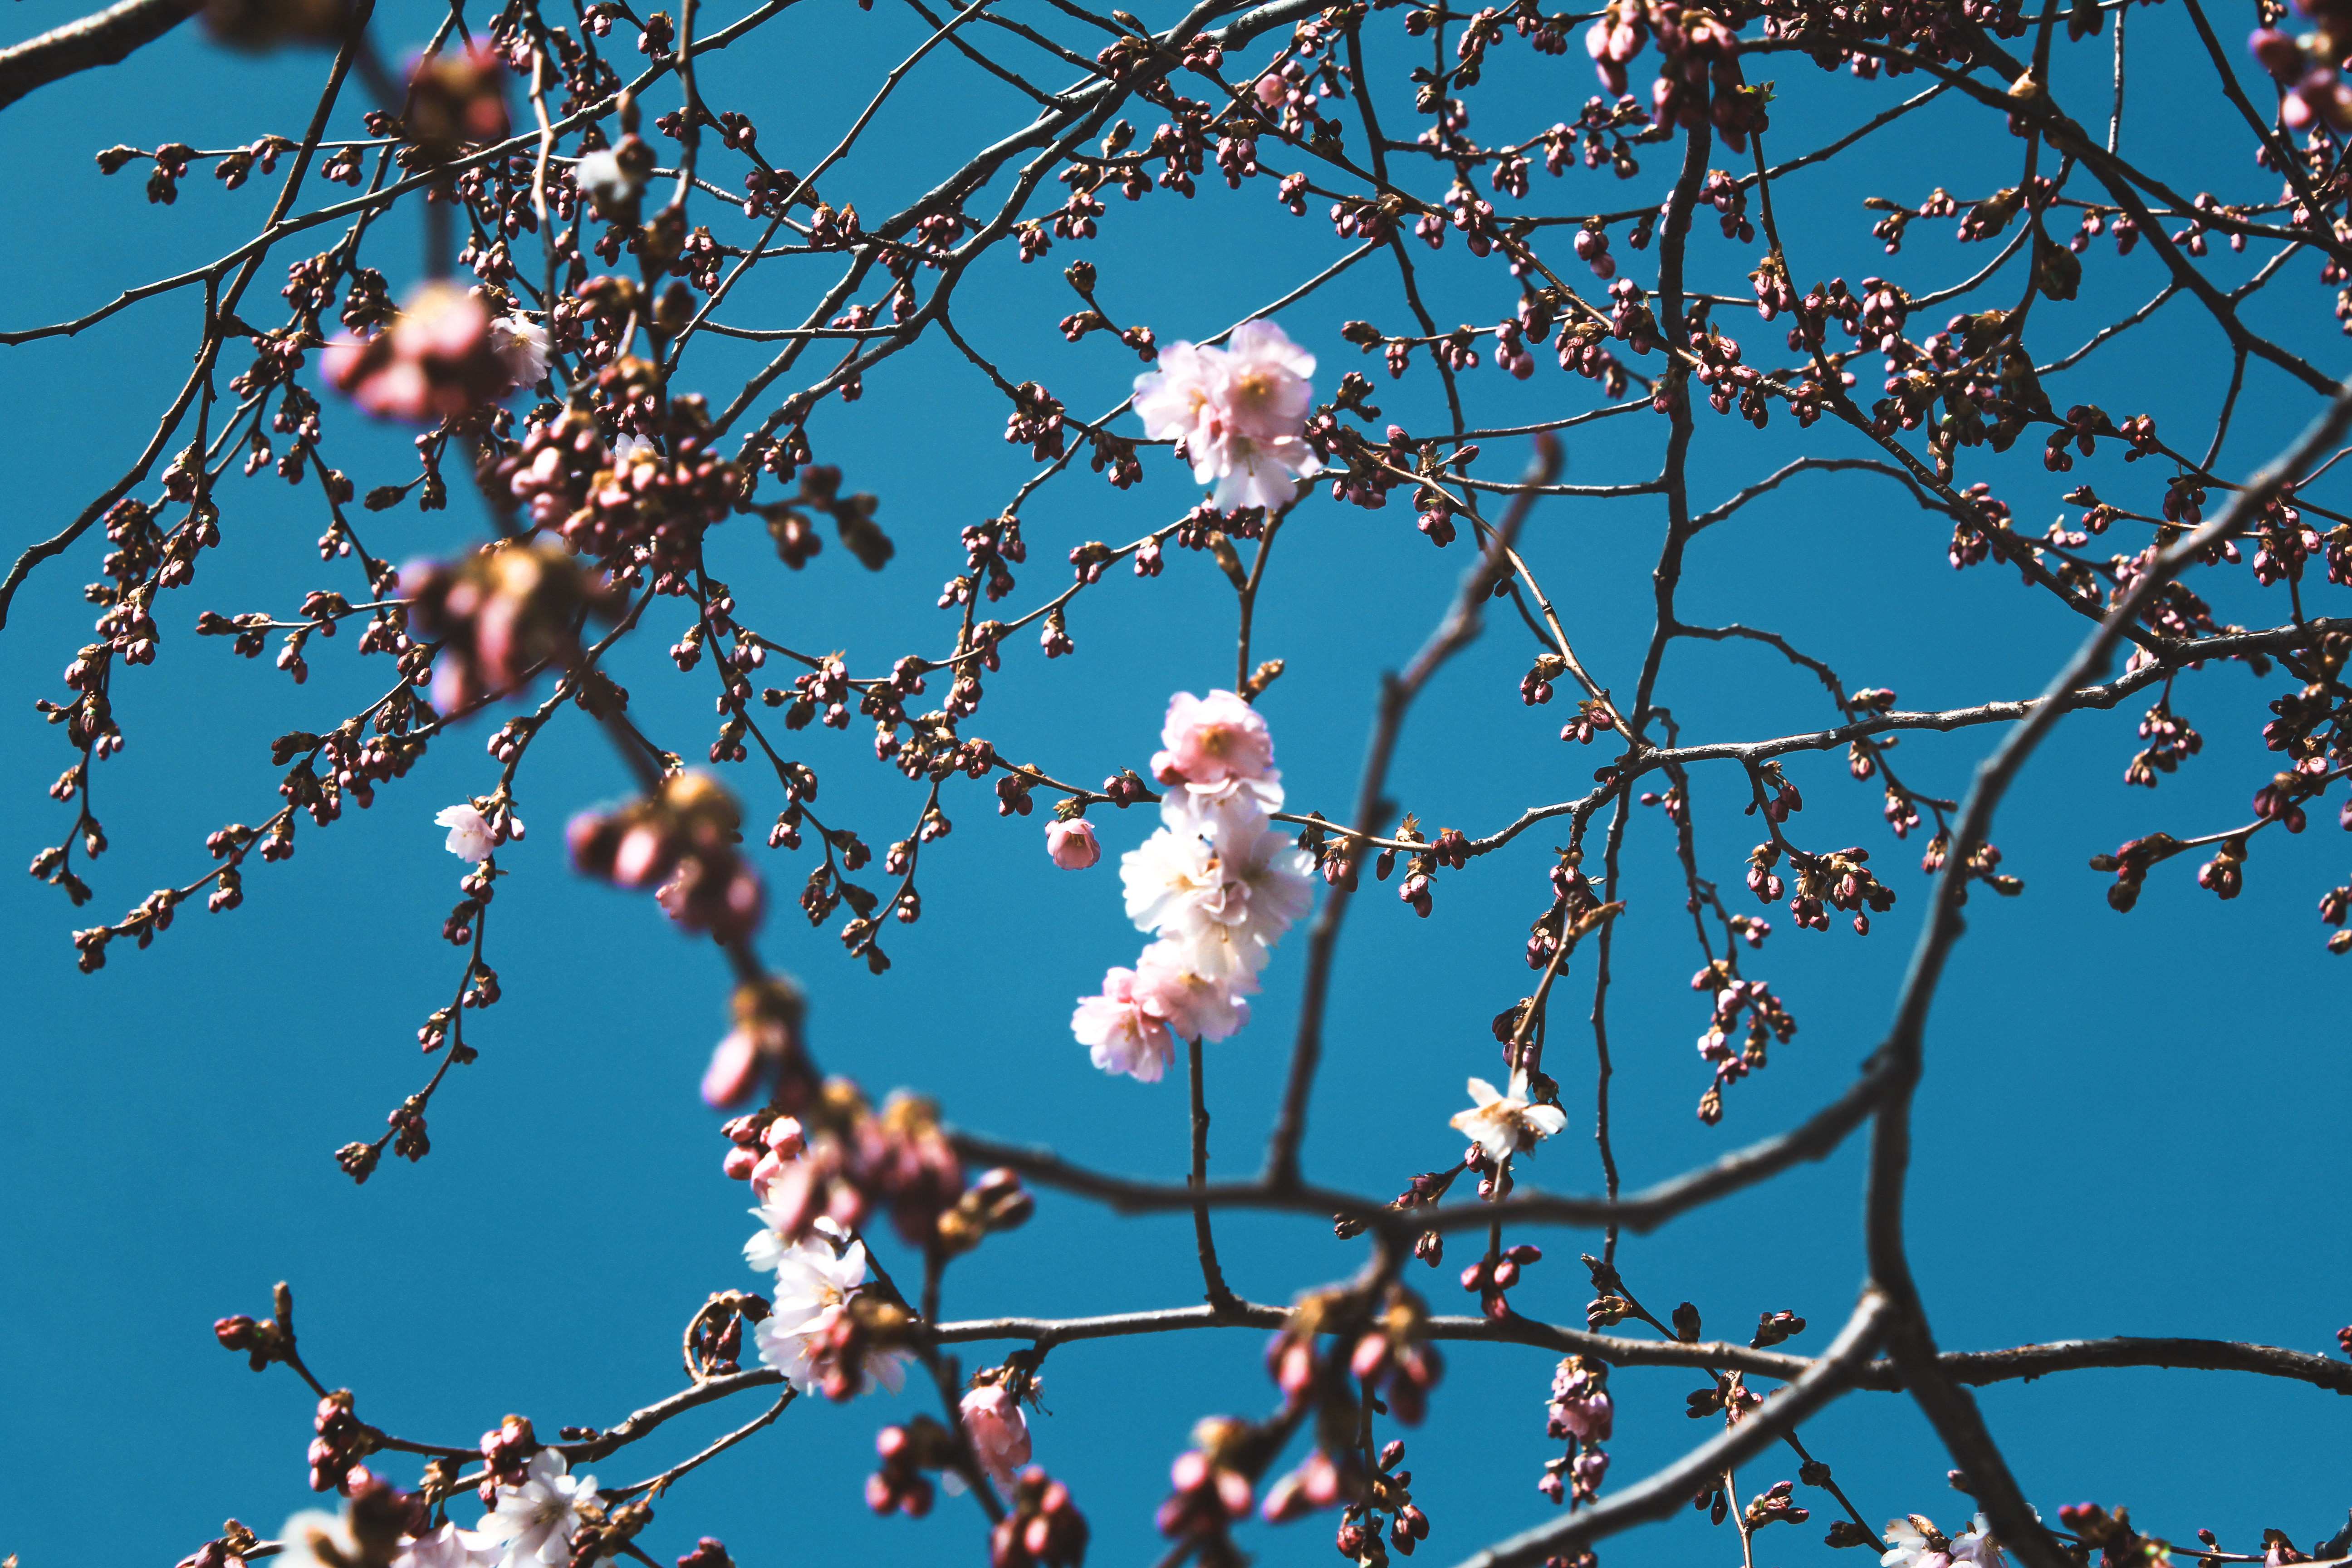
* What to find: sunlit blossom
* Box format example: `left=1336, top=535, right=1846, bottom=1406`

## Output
left=1449, top=1068, right=1568, bottom=1163
left=1132, top=319, right=1321, bottom=511
left=475, top=1449, right=599, bottom=1568
left=750, top=1218, right=910, bottom=1396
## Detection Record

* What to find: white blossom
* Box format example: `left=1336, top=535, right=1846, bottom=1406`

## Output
left=573, top=148, right=642, bottom=209
left=1449, top=1068, right=1568, bottom=1163
left=1121, top=811, right=1314, bottom=985
left=1951, top=1514, right=2007, bottom=1568
left=272, top=1511, right=358, bottom=1568
left=488, top=316, right=549, bottom=391
left=396, top=1524, right=501, bottom=1568
left=750, top=1218, right=910, bottom=1396
left=436, top=802, right=498, bottom=862
left=475, top=1449, right=599, bottom=1568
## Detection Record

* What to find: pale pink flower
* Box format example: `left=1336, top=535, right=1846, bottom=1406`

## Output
left=1450, top=1068, right=1568, bottom=1162
left=960, top=1383, right=1034, bottom=1490
left=1134, top=941, right=1253, bottom=1043
left=1045, top=818, right=1101, bottom=869
left=1254, top=72, right=1287, bottom=107
left=701, top=1026, right=761, bottom=1107
left=1071, top=965, right=1177, bottom=1081
left=489, top=315, right=549, bottom=390
left=1132, top=319, right=1321, bottom=511
left=436, top=802, right=498, bottom=862
left=1150, top=689, right=1282, bottom=822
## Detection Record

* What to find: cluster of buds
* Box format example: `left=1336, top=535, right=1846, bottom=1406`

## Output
left=2251, top=16, right=2352, bottom=132
left=403, top=540, right=593, bottom=715
left=1461, top=1244, right=1544, bottom=1318
left=683, top=1289, right=770, bottom=1379
left=1586, top=0, right=1762, bottom=150
left=171, top=1521, right=260, bottom=1568
left=555, top=381, right=752, bottom=586
left=762, top=464, right=894, bottom=574
left=1331, top=1440, right=1433, bottom=1563
left=936, top=1166, right=1038, bottom=1254
left=2086, top=831, right=2191, bottom=913
left=1347, top=1284, right=1445, bottom=1424
left=2057, top=1503, right=2164, bottom=1568
left=477, top=1414, right=540, bottom=1506
left=869, top=1414, right=959, bottom=1517
left=308, top=1391, right=382, bottom=1494
left=568, top=771, right=764, bottom=942
left=748, top=1080, right=970, bottom=1250
left=991, top=1469, right=1089, bottom=1568
left=397, top=46, right=510, bottom=167
left=1770, top=843, right=1899, bottom=935
left=1548, top=1356, right=1616, bottom=1446
left=1690, top=959, right=1798, bottom=1119
left=212, top=1281, right=298, bottom=1372
left=501, top=406, right=607, bottom=529
left=1159, top=1416, right=1261, bottom=1562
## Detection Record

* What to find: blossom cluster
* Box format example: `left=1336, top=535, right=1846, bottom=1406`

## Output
left=1070, top=690, right=1314, bottom=1081
left=1132, top=321, right=1323, bottom=512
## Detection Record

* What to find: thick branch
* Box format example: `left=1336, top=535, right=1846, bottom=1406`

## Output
left=0, top=0, right=192, bottom=113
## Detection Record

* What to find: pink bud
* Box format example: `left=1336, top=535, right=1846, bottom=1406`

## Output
left=764, top=1116, right=806, bottom=1156
left=701, top=1027, right=761, bottom=1107
left=722, top=1146, right=758, bottom=1180
left=1045, top=818, right=1101, bottom=869
left=2251, top=25, right=2303, bottom=78
left=612, top=823, right=671, bottom=887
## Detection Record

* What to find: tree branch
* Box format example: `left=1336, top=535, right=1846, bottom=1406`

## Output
left=0, top=0, right=193, bottom=113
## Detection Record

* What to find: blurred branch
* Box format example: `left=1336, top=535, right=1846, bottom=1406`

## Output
left=0, top=0, right=194, bottom=113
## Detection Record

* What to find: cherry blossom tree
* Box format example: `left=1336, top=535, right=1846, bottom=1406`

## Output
left=8, top=0, right=2352, bottom=1564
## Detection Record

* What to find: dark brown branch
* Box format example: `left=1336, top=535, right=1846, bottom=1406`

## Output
left=1186, top=1034, right=1240, bottom=1312
left=0, top=0, right=192, bottom=113
left=955, top=1054, right=1887, bottom=1236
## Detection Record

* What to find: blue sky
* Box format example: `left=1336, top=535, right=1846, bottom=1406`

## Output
left=1, top=0, right=2347, bottom=1564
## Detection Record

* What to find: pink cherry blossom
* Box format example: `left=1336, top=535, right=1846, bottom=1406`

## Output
left=1132, top=942, right=1253, bottom=1043
left=1150, top=689, right=1279, bottom=817
left=960, top=1382, right=1034, bottom=1490
left=701, top=1026, right=762, bottom=1107
left=1045, top=818, right=1101, bottom=869
left=1132, top=319, right=1321, bottom=512
left=1071, top=965, right=1176, bottom=1081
